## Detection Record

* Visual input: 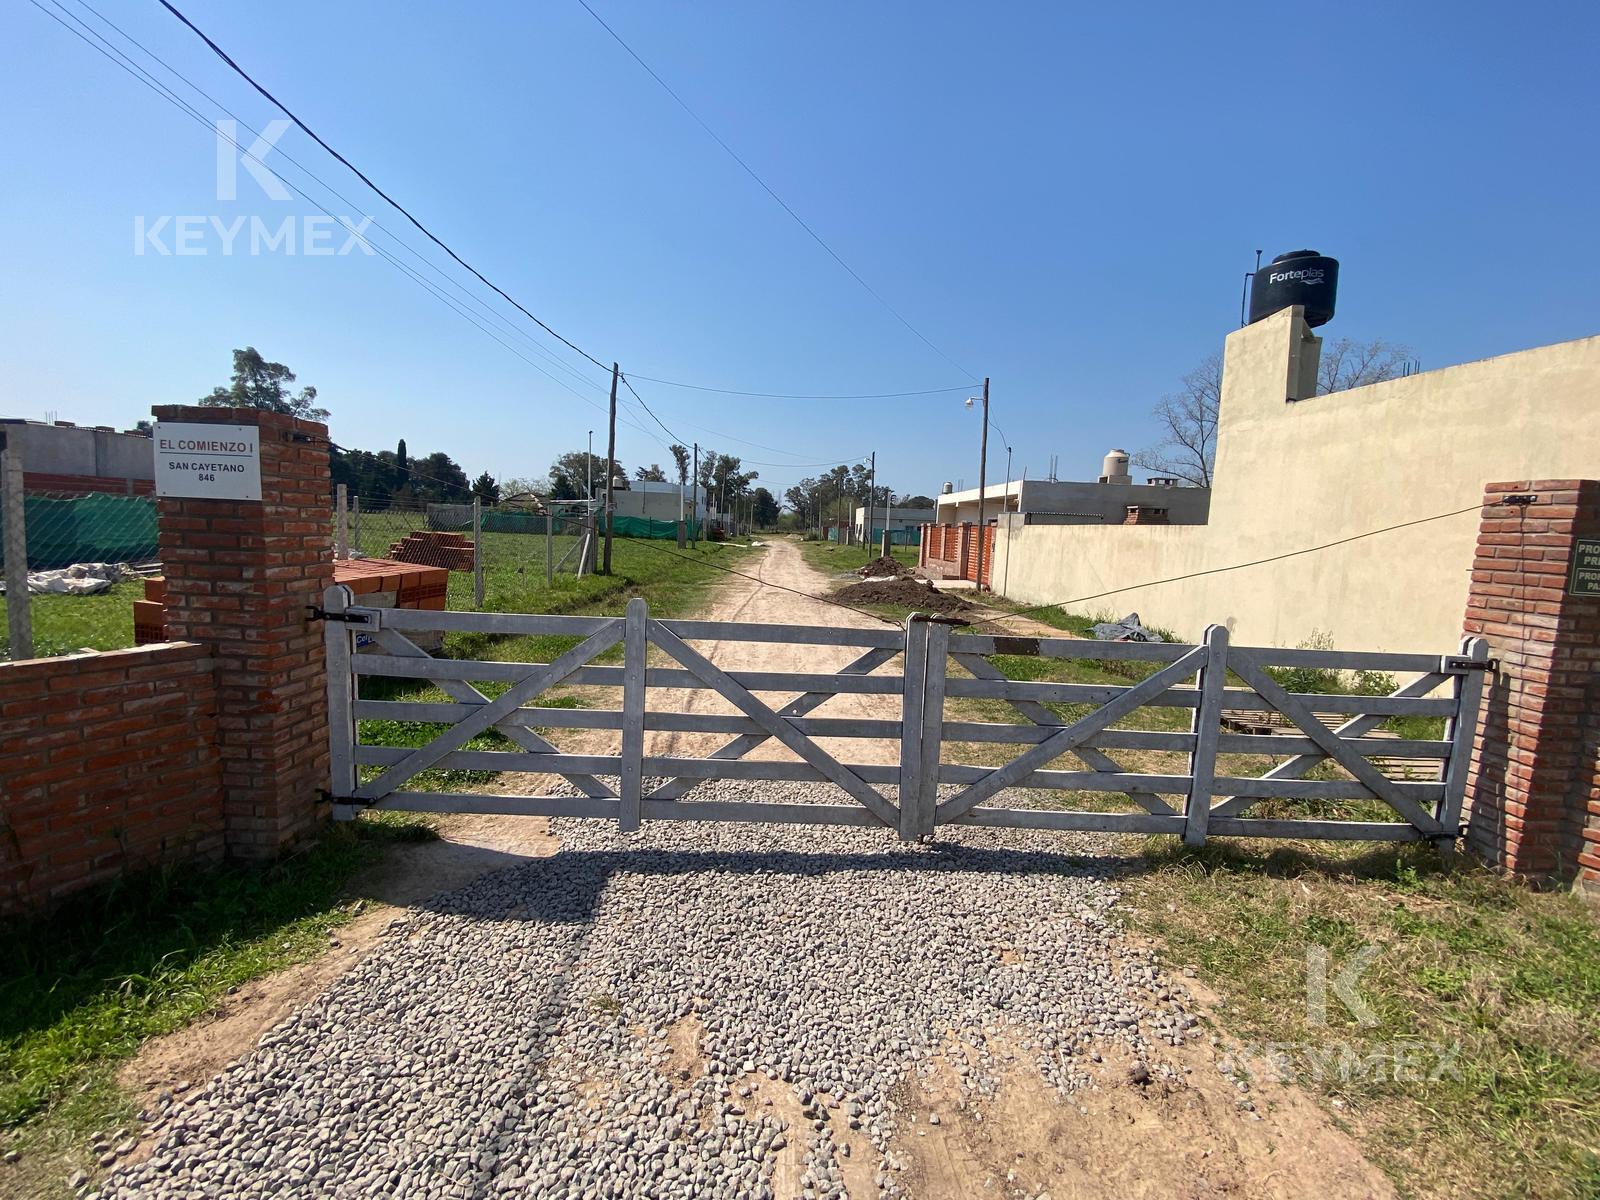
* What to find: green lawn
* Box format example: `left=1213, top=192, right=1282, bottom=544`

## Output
left=1125, top=843, right=1600, bottom=1200
left=795, top=537, right=919, bottom=577
left=2, top=582, right=145, bottom=660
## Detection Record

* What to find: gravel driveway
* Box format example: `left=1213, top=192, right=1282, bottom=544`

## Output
left=103, top=779, right=1196, bottom=1200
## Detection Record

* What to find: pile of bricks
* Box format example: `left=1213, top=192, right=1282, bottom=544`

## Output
left=387, top=530, right=475, bottom=571
left=134, top=558, right=450, bottom=645
left=335, top=557, right=449, bottom=610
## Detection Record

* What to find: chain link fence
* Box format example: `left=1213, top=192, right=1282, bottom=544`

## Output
left=340, top=495, right=601, bottom=613
left=1, top=470, right=160, bottom=660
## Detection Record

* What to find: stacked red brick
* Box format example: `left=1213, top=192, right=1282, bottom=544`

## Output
left=387, top=530, right=475, bottom=571
left=133, top=559, right=448, bottom=645
left=1463, top=480, right=1600, bottom=885
left=335, top=557, right=450, bottom=609
left=0, top=644, right=224, bottom=913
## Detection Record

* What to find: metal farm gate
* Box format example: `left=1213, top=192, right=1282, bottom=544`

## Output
left=322, top=586, right=1488, bottom=848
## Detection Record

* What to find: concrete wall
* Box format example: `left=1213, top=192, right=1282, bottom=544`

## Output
left=1, top=420, right=154, bottom=483
left=853, top=506, right=935, bottom=538
left=991, top=307, right=1600, bottom=651
left=935, top=479, right=1209, bottom=526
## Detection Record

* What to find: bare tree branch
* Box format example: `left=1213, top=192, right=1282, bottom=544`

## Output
left=1134, top=337, right=1411, bottom=488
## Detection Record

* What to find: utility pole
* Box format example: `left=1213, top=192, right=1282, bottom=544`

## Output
left=975, top=376, right=990, bottom=591
left=691, top=442, right=699, bottom=547
left=603, top=363, right=618, bottom=575
left=586, top=430, right=593, bottom=500
left=867, top=450, right=876, bottom=551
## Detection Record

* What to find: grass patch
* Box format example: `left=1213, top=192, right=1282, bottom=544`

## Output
left=795, top=539, right=919, bottom=577
left=2, top=582, right=145, bottom=659
left=0, top=814, right=435, bottom=1135
left=1123, top=842, right=1600, bottom=1200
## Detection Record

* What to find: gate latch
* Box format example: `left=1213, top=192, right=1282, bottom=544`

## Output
left=1440, top=654, right=1497, bottom=673
left=306, top=605, right=375, bottom=626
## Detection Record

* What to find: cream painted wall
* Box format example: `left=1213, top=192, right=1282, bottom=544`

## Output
left=991, top=308, right=1600, bottom=651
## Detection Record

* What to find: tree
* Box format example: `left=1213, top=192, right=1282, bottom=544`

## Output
left=411, top=452, right=471, bottom=504
left=549, top=451, right=625, bottom=502
left=1318, top=337, right=1413, bottom=394
left=497, top=476, right=545, bottom=503
left=635, top=463, right=668, bottom=483
left=198, top=347, right=329, bottom=421
left=1132, top=337, right=1412, bottom=489
left=669, top=444, right=690, bottom=488
left=751, top=486, right=779, bottom=528
left=1132, top=354, right=1222, bottom=487
left=471, top=471, right=500, bottom=505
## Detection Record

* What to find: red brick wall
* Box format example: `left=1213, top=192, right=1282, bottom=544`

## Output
left=0, top=643, right=223, bottom=915
left=22, top=472, right=155, bottom=496
left=1462, top=480, right=1600, bottom=885
left=151, top=406, right=334, bottom=859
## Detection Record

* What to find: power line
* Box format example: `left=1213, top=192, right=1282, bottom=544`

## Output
left=617, top=372, right=688, bottom=447
left=61, top=0, right=618, bottom=407
left=155, top=0, right=615, bottom=375
left=32, top=0, right=645, bottom=436
left=155, top=0, right=975, bottom=414
left=574, top=0, right=978, bottom=382
left=628, top=377, right=976, bottom=401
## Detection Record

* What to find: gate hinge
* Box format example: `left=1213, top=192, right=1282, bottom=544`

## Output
left=1440, top=654, right=1497, bottom=673
left=306, top=605, right=375, bottom=625
left=1498, top=493, right=1537, bottom=506
left=320, top=790, right=373, bottom=808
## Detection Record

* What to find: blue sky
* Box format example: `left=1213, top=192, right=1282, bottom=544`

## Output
left=3, top=1, right=1596, bottom=501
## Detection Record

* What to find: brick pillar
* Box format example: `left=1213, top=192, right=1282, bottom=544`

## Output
left=957, top=523, right=974, bottom=580
left=1462, top=480, right=1600, bottom=886
left=152, top=405, right=334, bottom=859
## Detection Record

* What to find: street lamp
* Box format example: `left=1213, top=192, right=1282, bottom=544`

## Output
left=964, top=377, right=992, bottom=589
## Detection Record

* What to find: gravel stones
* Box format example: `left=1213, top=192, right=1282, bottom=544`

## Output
left=102, top=780, right=1194, bottom=1199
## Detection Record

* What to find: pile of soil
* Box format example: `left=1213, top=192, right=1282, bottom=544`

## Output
left=833, top=576, right=973, bottom=615
left=857, top=555, right=910, bottom=579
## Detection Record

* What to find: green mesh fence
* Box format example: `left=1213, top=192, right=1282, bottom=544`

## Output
left=14, top=492, right=160, bottom=570
left=607, top=514, right=700, bottom=540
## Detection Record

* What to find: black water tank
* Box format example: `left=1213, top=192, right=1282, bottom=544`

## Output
left=1248, top=250, right=1339, bottom=328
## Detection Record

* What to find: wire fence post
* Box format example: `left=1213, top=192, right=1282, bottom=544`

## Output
left=2, top=446, right=32, bottom=660
left=472, top=497, right=485, bottom=609
left=545, top=509, right=554, bottom=585
left=351, top=495, right=361, bottom=556
left=334, top=483, right=348, bottom=560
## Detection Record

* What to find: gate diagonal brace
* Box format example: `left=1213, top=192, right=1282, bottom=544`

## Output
left=364, top=626, right=617, bottom=801
left=950, top=652, right=1176, bottom=816
left=647, top=645, right=900, bottom=803
left=644, top=620, right=901, bottom=828
left=1224, top=651, right=1443, bottom=836
left=1207, top=669, right=1449, bottom=820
